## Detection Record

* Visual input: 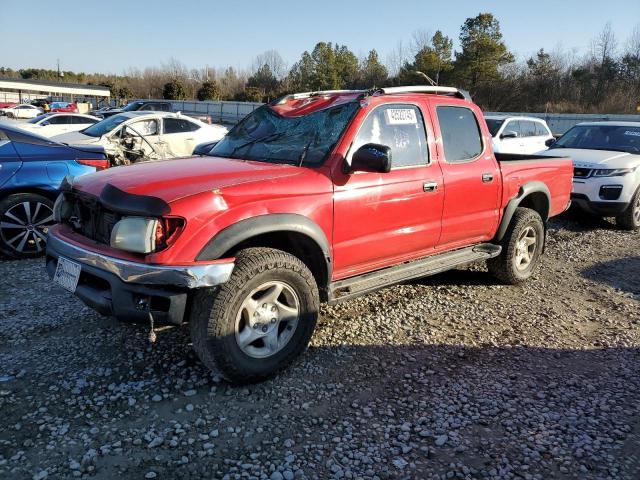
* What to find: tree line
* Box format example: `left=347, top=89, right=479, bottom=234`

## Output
left=1, top=13, right=639, bottom=113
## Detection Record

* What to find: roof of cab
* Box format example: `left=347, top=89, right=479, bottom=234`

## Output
left=269, top=86, right=471, bottom=118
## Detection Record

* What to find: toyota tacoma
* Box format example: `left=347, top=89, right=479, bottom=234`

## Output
left=46, top=86, right=573, bottom=383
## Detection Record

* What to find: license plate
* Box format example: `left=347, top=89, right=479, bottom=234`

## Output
left=53, top=256, right=81, bottom=293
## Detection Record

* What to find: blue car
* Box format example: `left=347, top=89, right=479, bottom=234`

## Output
left=0, top=124, right=108, bottom=258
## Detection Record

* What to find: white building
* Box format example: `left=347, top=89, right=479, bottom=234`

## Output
left=0, top=77, right=110, bottom=106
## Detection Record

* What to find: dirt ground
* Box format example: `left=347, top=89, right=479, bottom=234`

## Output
left=0, top=211, right=639, bottom=480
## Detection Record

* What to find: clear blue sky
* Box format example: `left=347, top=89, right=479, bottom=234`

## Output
left=1, top=0, right=638, bottom=74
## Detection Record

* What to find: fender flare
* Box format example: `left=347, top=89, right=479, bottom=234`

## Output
left=196, top=213, right=332, bottom=280
left=494, top=181, right=551, bottom=242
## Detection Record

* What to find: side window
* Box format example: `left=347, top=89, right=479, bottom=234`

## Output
left=521, top=121, right=537, bottom=137
left=126, top=119, right=158, bottom=136
left=535, top=122, right=549, bottom=136
left=350, top=104, right=429, bottom=169
left=436, top=106, right=483, bottom=162
left=164, top=118, right=199, bottom=134
left=160, top=103, right=171, bottom=112
left=73, top=116, right=96, bottom=124
left=502, top=120, right=521, bottom=137
left=47, top=116, right=71, bottom=125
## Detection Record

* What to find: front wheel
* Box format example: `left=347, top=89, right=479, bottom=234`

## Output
left=615, top=187, right=640, bottom=231
left=0, top=193, right=55, bottom=259
left=488, top=207, right=545, bottom=284
left=189, top=247, right=319, bottom=384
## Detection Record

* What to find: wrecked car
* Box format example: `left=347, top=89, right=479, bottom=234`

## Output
left=52, top=112, right=228, bottom=165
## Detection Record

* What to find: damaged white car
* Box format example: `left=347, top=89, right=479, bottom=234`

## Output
left=52, top=112, right=228, bottom=165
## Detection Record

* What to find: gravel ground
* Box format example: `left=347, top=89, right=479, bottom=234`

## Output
left=0, top=212, right=639, bottom=480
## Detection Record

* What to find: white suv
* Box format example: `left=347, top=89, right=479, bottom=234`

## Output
left=485, top=115, right=554, bottom=154
left=539, top=121, right=640, bottom=230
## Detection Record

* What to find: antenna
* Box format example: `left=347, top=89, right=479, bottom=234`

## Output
left=413, top=71, right=437, bottom=86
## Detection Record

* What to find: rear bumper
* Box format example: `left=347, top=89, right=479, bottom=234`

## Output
left=46, top=229, right=234, bottom=325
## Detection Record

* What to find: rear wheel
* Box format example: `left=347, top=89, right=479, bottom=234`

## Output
left=615, top=187, right=640, bottom=231
left=488, top=207, right=545, bottom=284
left=189, top=247, right=319, bottom=384
left=0, top=193, right=54, bottom=259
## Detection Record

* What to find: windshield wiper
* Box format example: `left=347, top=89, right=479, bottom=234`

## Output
left=229, top=131, right=287, bottom=156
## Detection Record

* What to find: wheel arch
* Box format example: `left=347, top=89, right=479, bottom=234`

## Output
left=494, top=181, right=551, bottom=242
left=196, top=214, right=332, bottom=299
left=0, top=187, right=58, bottom=203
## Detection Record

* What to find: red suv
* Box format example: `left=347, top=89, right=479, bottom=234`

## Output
left=46, top=86, right=573, bottom=383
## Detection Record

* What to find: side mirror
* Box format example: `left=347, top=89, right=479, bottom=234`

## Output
left=193, top=141, right=218, bottom=156
left=347, top=143, right=392, bottom=173
left=501, top=131, right=519, bottom=139
left=545, top=138, right=555, bottom=147
left=40, top=121, right=50, bottom=126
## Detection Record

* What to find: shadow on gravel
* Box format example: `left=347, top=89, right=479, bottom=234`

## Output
left=2, top=329, right=640, bottom=479
left=550, top=208, right=618, bottom=232
left=581, top=256, right=640, bottom=300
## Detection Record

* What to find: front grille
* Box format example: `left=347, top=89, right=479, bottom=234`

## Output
left=573, top=167, right=592, bottom=179
left=66, top=193, right=122, bottom=245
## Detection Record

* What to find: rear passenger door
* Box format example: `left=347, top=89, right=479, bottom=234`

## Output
left=332, top=102, right=444, bottom=278
left=162, top=118, right=201, bottom=156
left=428, top=100, right=500, bottom=248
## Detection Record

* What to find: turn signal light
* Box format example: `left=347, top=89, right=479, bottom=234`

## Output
left=155, top=217, right=185, bottom=251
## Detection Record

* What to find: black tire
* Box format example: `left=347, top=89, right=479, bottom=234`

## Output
left=189, top=247, right=319, bottom=384
left=488, top=207, right=545, bottom=285
left=615, top=187, right=640, bottom=231
left=0, top=193, right=54, bottom=259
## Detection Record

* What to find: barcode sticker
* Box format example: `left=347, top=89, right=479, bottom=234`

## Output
left=385, top=109, right=417, bottom=125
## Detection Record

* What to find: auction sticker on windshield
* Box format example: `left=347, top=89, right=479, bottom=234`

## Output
left=385, top=108, right=417, bottom=125
left=53, top=256, right=81, bottom=293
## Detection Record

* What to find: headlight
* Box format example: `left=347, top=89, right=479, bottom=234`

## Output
left=110, top=217, right=158, bottom=254
left=592, top=168, right=636, bottom=177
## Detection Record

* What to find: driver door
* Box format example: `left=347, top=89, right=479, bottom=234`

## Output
left=332, top=102, right=444, bottom=279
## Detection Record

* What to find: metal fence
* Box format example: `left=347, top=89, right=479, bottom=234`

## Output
left=168, top=100, right=262, bottom=124
left=485, top=112, right=640, bottom=135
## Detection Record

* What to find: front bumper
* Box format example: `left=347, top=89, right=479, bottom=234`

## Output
left=46, top=228, right=234, bottom=325
left=571, top=175, right=636, bottom=216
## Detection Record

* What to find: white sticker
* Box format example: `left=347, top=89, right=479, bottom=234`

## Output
left=385, top=108, right=417, bottom=125
left=624, top=130, right=640, bottom=137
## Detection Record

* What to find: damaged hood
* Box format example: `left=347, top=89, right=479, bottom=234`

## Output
left=71, top=156, right=306, bottom=203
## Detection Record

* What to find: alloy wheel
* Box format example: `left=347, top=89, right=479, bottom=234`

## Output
left=514, top=226, right=537, bottom=271
left=0, top=201, right=54, bottom=255
left=235, top=281, right=300, bottom=359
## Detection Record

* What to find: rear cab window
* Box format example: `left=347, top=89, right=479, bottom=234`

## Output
left=436, top=106, right=483, bottom=163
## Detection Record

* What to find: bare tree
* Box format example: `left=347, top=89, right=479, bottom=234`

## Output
left=252, top=50, right=287, bottom=79
left=410, top=28, right=433, bottom=55
left=385, top=40, right=408, bottom=77
left=592, top=22, right=618, bottom=64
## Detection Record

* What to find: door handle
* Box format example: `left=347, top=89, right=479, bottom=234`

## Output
left=482, top=173, right=494, bottom=183
left=423, top=181, right=438, bottom=192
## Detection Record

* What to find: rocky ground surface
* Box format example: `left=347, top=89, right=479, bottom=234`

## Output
left=0, top=212, right=639, bottom=480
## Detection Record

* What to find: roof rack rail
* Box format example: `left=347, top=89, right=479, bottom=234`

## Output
left=271, top=89, right=367, bottom=105
left=378, top=86, right=472, bottom=101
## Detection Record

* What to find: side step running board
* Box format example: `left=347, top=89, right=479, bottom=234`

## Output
left=328, top=243, right=501, bottom=304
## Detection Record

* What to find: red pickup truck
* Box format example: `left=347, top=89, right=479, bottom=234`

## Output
left=46, top=86, right=573, bottom=383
